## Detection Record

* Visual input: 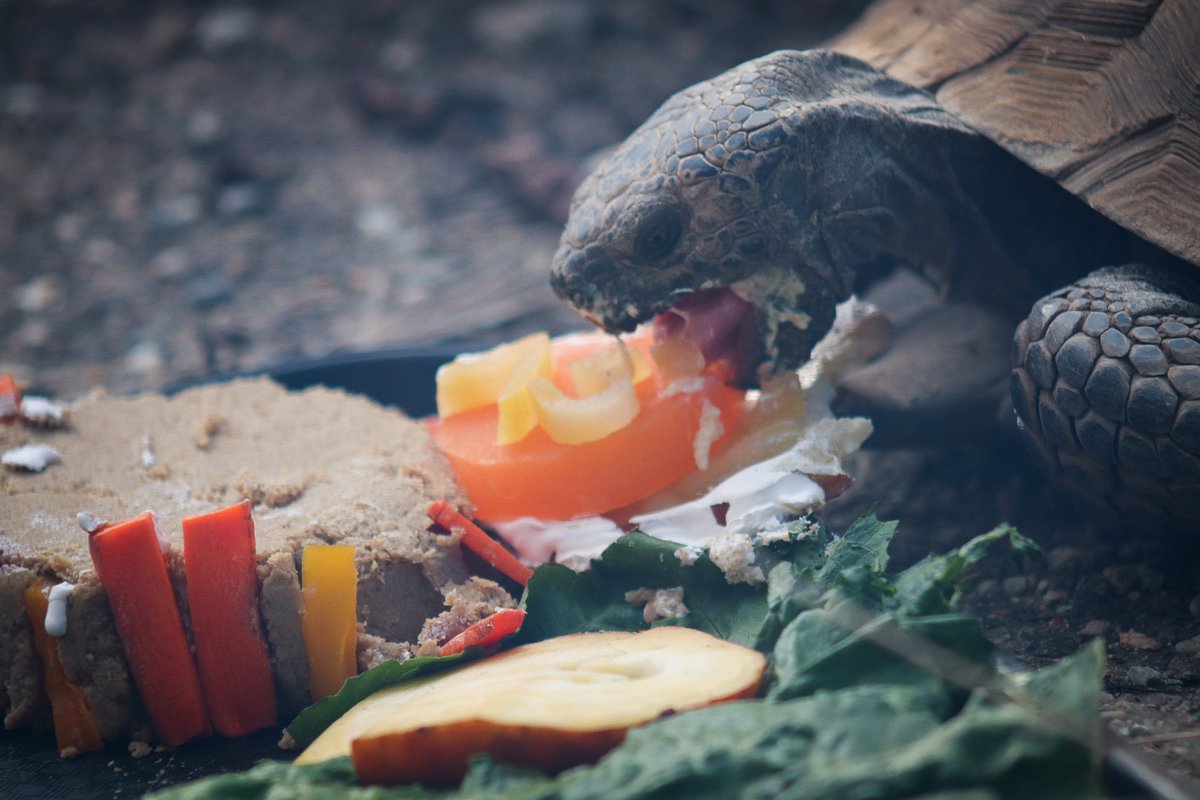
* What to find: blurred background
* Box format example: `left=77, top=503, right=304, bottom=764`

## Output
left=0, top=0, right=862, bottom=396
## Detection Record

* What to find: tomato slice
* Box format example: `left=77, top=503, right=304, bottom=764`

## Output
left=434, top=331, right=743, bottom=523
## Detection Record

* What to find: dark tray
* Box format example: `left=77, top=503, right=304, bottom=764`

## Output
left=4, top=349, right=1196, bottom=799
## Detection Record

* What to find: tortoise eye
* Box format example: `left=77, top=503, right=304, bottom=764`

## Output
left=634, top=207, right=683, bottom=261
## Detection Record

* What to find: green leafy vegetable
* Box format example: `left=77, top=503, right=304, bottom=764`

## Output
left=285, top=652, right=471, bottom=749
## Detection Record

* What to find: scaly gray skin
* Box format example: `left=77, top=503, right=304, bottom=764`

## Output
left=551, top=49, right=1200, bottom=527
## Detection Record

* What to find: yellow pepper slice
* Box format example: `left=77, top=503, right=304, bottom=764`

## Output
left=23, top=578, right=105, bottom=755
left=301, top=545, right=359, bottom=702
left=436, top=333, right=551, bottom=419
left=495, top=343, right=553, bottom=445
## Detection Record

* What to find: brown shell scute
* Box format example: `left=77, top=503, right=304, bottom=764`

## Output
left=832, top=0, right=1200, bottom=268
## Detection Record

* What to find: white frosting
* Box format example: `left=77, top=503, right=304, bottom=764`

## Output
left=491, top=515, right=625, bottom=571
left=2, top=443, right=61, bottom=472
left=19, top=396, right=66, bottom=424
left=44, top=582, right=76, bottom=638
left=76, top=511, right=102, bottom=533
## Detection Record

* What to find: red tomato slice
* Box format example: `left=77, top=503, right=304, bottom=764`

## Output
left=434, top=332, right=743, bottom=523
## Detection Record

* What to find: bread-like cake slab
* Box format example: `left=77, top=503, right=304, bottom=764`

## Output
left=0, top=378, right=512, bottom=742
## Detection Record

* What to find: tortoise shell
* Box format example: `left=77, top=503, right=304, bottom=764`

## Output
left=830, top=0, right=1200, bottom=268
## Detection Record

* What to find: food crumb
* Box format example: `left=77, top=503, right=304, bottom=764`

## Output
left=59, top=746, right=80, bottom=759
left=128, top=740, right=152, bottom=759
left=625, top=587, right=688, bottom=623
left=675, top=545, right=704, bottom=565
left=192, top=410, right=227, bottom=450
left=691, top=398, right=723, bottom=471
left=708, top=531, right=765, bottom=586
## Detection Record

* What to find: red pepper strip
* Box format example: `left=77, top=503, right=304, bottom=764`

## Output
left=439, top=608, right=526, bottom=656
left=88, top=512, right=211, bottom=746
left=0, top=372, right=20, bottom=420
left=23, top=578, right=105, bottom=755
left=182, top=500, right=277, bottom=737
left=427, top=501, right=532, bottom=586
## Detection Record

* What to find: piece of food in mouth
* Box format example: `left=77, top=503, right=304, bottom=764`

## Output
left=0, top=377, right=516, bottom=750
left=432, top=298, right=883, bottom=567
left=296, top=627, right=766, bottom=786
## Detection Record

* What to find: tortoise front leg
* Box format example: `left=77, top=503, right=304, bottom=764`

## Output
left=1011, top=263, right=1200, bottom=528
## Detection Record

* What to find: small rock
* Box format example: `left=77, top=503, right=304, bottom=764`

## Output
left=1118, top=630, right=1162, bottom=651
left=1002, top=575, right=1029, bottom=596
left=150, top=247, right=191, bottom=281
left=1166, top=654, right=1200, bottom=681
left=355, top=203, right=403, bottom=240
left=216, top=182, right=265, bottom=217
left=1174, top=635, right=1200, bottom=654
left=1079, top=619, right=1112, bottom=637
left=148, top=194, right=203, bottom=231
left=15, top=276, right=61, bottom=314
left=124, top=340, right=163, bottom=376
left=972, top=579, right=999, bottom=598
left=196, top=8, right=262, bottom=52
left=186, top=274, right=234, bottom=310
left=186, top=110, right=224, bottom=149
left=2, top=83, right=44, bottom=119
left=1124, top=665, right=1162, bottom=687
left=1042, top=589, right=1068, bottom=604
left=1137, top=563, right=1165, bottom=593
left=1046, top=547, right=1087, bottom=570
left=1102, top=564, right=1138, bottom=595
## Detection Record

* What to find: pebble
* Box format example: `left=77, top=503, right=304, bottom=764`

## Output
left=186, top=110, right=224, bottom=149
left=1137, top=563, right=1165, bottom=593
left=972, top=579, right=999, bottom=598
left=2, top=83, right=44, bottom=119
left=1125, top=665, right=1162, bottom=687
left=148, top=194, right=203, bottom=231
left=1174, top=635, right=1200, bottom=654
left=196, top=8, right=262, bottom=52
left=186, top=274, right=234, bottom=310
left=1119, top=631, right=1162, bottom=651
left=216, top=182, right=265, bottom=217
left=15, top=276, right=60, bottom=314
left=1079, top=619, right=1112, bottom=637
left=1002, top=575, right=1029, bottom=596
left=124, top=340, right=163, bottom=376
left=1102, top=564, right=1138, bottom=595
left=1042, top=589, right=1068, bottom=604
left=1045, top=547, right=1087, bottom=570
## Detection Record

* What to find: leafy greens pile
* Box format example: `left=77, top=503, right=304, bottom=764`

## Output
left=151, top=515, right=1106, bottom=800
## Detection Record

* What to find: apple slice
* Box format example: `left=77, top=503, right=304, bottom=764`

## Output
left=297, top=627, right=766, bottom=786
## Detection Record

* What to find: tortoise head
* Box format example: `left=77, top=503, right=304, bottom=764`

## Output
left=550, top=51, right=847, bottom=385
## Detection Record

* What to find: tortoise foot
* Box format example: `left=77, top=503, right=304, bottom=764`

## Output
left=1011, top=264, right=1200, bottom=529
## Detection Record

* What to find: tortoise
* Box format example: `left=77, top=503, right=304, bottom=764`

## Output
left=549, top=0, right=1200, bottom=528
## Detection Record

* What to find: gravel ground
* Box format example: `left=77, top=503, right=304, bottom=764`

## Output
left=2, top=0, right=1197, bottom=790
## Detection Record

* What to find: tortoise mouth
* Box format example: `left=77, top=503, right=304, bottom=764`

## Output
left=651, top=288, right=765, bottom=387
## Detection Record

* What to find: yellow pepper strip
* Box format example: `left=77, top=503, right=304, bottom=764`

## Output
left=23, top=578, right=105, bottom=755
left=495, top=342, right=553, bottom=445
left=527, top=374, right=640, bottom=445
left=435, top=333, right=551, bottom=419
left=301, top=545, right=359, bottom=702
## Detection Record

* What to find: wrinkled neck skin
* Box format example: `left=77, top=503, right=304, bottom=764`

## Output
left=553, top=50, right=1140, bottom=378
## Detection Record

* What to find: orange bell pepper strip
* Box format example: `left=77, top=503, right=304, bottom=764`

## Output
left=427, top=501, right=532, bottom=586
left=23, top=578, right=105, bottom=755
left=438, top=608, right=526, bottom=656
left=87, top=512, right=211, bottom=746
left=300, top=544, right=359, bottom=702
left=0, top=372, right=20, bottom=420
left=182, top=501, right=277, bottom=737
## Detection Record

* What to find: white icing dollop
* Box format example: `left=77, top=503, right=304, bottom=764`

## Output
left=20, top=396, right=66, bottom=425
left=2, top=443, right=61, bottom=472
left=491, top=515, right=625, bottom=571
left=76, top=511, right=102, bottom=533
left=44, top=582, right=76, bottom=638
